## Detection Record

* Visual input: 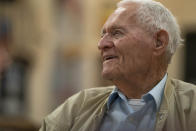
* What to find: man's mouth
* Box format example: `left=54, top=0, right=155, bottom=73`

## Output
left=103, top=55, right=118, bottom=62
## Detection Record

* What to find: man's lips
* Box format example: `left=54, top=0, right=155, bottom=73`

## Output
left=103, top=55, right=118, bottom=62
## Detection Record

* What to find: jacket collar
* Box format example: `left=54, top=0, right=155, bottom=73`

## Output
left=106, top=74, right=167, bottom=111
left=155, top=74, right=174, bottom=131
left=92, top=86, right=114, bottom=131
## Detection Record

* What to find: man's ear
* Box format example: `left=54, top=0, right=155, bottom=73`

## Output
left=153, top=29, right=169, bottom=55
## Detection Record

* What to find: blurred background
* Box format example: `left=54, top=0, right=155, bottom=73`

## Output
left=0, top=0, right=196, bottom=130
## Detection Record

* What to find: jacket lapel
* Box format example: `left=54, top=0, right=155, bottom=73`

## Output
left=155, top=76, right=173, bottom=131
left=87, top=96, right=109, bottom=131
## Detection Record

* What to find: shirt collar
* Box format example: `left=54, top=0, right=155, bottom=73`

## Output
left=107, top=87, right=128, bottom=109
left=107, top=74, right=167, bottom=110
left=107, top=88, right=118, bottom=109
left=144, top=74, right=167, bottom=110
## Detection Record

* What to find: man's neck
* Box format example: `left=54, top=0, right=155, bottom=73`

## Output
left=113, top=70, right=166, bottom=99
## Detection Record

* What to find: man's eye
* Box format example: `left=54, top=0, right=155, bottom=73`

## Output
left=100, top=31, right=106, bottom=38
left=112, top=30, right=123, bottom=37
left=101, top=33, right=105, bottom=38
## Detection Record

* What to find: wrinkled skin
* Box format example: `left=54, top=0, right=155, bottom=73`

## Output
left=98, top=3, right=168, bottom=98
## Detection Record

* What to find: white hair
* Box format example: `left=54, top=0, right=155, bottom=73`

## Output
left=117, top=0, right=183, bottom=63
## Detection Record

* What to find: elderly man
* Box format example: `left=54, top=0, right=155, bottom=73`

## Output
left=40, top=0, right=196, bottom=131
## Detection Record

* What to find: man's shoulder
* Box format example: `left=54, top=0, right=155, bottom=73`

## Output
left=43, top=86, right=115, bottom=130
left=65, top=85, right=115, bottom=105
left=169, top=78, right=196, bottom=105
left=54, top=86, right=115, bottom=109
left=170, top=78, right=196, bottom=92
left=167, top=78, right=196, bottom=130
left=82, top=86, right=115, bottom=96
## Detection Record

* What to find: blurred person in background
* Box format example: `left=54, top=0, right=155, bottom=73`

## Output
left=0, top=19, right=11, bottom=77
left=40, top=0, right=196, bottom=131
left=0, top=19, right=37, bottom=131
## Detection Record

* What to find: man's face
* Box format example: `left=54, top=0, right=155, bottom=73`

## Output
left=98, top=4, right=155, bottom=82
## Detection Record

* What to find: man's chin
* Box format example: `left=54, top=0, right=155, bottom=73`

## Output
left=102, top=71, right=114, bottom=81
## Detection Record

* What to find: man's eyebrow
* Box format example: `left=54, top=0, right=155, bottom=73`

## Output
left=101, top=25, right=126, bottom=34
left=111, top=25, right=125, bottom=29
left=110, top=25, right=126, bottom=31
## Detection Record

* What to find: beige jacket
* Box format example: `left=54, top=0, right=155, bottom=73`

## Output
left=40, top=78, right=196, bottom=131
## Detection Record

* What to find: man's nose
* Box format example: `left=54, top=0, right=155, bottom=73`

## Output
left=98, top=36, right=114, bottom=50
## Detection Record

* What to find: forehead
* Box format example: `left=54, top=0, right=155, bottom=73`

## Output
left=103, top=3, right=140, bottom=29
